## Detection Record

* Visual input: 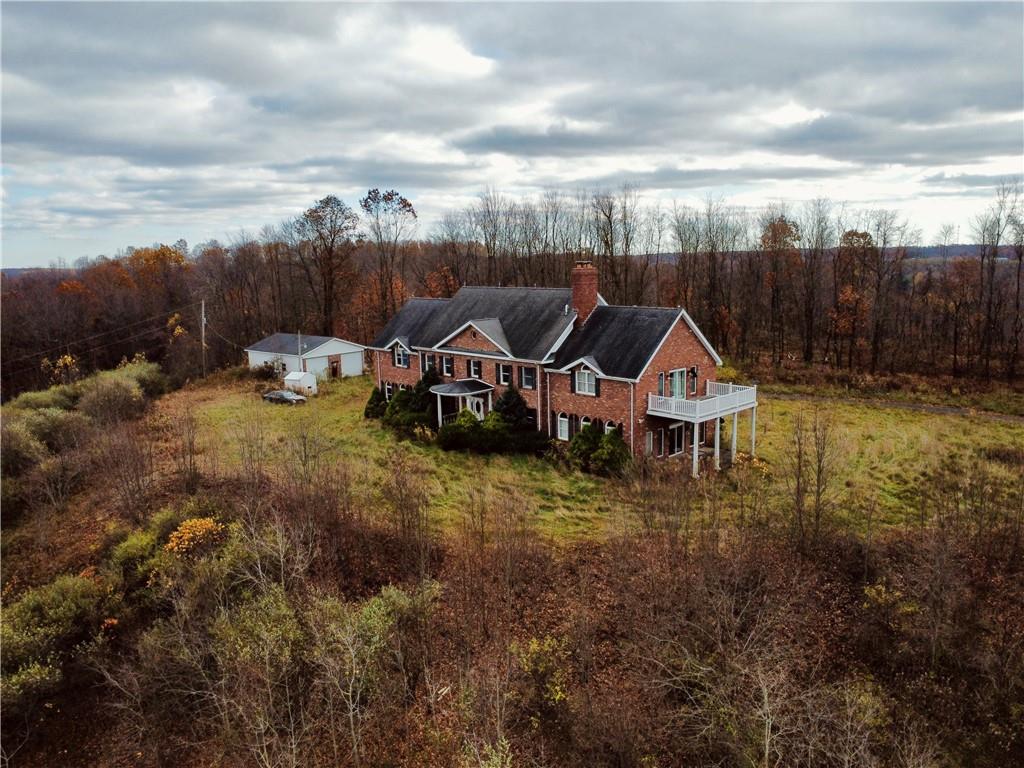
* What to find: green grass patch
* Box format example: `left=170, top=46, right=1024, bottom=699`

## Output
left=192, top=375, right=1023, bottom=538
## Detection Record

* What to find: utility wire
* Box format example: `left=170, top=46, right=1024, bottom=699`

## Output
left=2, top=324, right=174, bottom=380
left=3, top=300, right=203, bottom=365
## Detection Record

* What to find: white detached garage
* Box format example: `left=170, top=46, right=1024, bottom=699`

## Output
left=245, top=333, right=365, bottom=378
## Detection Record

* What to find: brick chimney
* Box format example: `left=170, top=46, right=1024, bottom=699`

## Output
left=570, top=259, right=598, bottom=329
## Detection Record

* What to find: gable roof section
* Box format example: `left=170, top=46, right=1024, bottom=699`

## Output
left=434, top=317, right=512, bottom=356
left=246, top=333, right=337, bottom=356
left=553, top=306, right=681, bottom=379
left=372, top=287, right=574, bottom=361
left=370, top=298, right=450, bottom=350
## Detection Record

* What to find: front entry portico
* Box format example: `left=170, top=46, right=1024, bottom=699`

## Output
left=429, top=379, right=494, bottom=427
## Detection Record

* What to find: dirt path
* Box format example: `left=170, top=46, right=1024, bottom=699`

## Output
left=766, top=392, right=1024, bottom=425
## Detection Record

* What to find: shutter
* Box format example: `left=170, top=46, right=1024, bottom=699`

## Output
left=518, top=366, right=524, bottom=387
left=466, top=359, right=472, bottom=377
left=658, top=372, right=665, bottom=396
left=495, top=362, right=501, bottom=382
left=569, top=370, right=576, bottom=393
left=594, top=376, right=601, bottom=397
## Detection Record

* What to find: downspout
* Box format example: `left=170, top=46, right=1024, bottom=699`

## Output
left=546, top=372, right=551, bottom=437
left=629, top=382, right=635, bottom=455
left=536, top=364, right=542, bottom=431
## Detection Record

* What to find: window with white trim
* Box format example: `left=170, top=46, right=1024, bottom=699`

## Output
left=467, top=359, right=482, bottom=378
left=498, top=363, right=512, bottom=385
left=605, top=421, right=617, bottom=435
left=520, top=366, right=536, bottom=390
left=669, top=369, right=686, bottom=398
left=384, top=382, right=394, bottom=400
left=689, top=366, right=699, bottom=395
left=423, top=354, right=436, bottom=372
left=557, top=413, right=569, bottom=441
left=645, top=431, right=653, bottom=455
left=393, top=346, right=410, bottom=368
left=576, top=369, right=596, bottom=395
left=581, top=416, right=591, bottom=430
left=442, top=356, right=454, bottom=377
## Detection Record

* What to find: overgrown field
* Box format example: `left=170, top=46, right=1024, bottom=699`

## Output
left=3, top=370, right=1023, bottom=768
left=189, top=374, right=1024, bottom=533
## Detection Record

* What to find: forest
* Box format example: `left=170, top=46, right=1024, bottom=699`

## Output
left=2, top=183, right=1023, bottom=399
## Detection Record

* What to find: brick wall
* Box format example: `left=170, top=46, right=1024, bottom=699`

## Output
left=444, top=327, right=503, bottom=353
left=547, top=369, right=633, bottom=443
left=547, top=316, right=718, bottom=456
left=374, top=348, right=545, bottom=421
left=373, top=349, right=421, bottom=389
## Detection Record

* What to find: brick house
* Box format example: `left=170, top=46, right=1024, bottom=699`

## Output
left=369, top=261, right=757, bottom=476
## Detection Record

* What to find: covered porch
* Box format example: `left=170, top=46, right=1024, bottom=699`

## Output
left=647, top=382, right=758, bottom=478
left=429, top=379, right=494, bottom=427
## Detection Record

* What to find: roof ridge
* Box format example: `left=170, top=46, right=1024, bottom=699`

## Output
left=459, top=285, right=569, bottom=291
left=601, top=304, right=681, bottom=312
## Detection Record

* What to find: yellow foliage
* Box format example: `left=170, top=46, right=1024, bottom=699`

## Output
left=165, top=518, right=226, bottom=558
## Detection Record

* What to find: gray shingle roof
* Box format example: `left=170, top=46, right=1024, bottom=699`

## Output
left=372, top=298, right=451, bottom=349
left=553, top=306, right=681, bottom=379
left=371, top=287, right=574, bottom=361
left=246, top=333, right=337, bottom=356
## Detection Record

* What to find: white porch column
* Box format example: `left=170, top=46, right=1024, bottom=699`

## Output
left=691, top=421, right=700, bottom=478
left=488, top=391, right=493, bottom=412
left=436, top=393, right=443, bottom=428
left=731, top=412, right=738, bottom=457
left=714, top=417, right=721, bottom=470
left=750, top=406, right=757, bottom=457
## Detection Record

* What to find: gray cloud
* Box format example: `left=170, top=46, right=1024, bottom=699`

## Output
left=2, top=2, right=1022, bottom=265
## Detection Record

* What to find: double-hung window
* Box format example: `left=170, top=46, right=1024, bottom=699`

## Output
left=557, top=413, right=569, bottom=441
left=423, top=354, right=436, bottom=372
left=393, top=346, right=410, bottom=368
left=497, top=363, right=512, bottom=385
left=384, top=382, right=394, bottom=400
left=442, top=356, right=454, bottom=377
left=467, top=359, right=482, bottom=379
left=576, top=369, right=596, bottom=396
left=520, top=366, right=536, bottom=390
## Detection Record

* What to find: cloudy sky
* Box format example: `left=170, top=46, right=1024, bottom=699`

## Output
left=2, top=2, right=1022, bottom=267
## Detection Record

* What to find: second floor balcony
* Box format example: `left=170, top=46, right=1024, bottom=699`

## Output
left=647, top=381, right=757, bottom=422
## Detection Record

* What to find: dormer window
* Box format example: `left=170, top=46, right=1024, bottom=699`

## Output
left=576, top=368, right=597, bottom=396
left=393, top=346, right=410, bottom=368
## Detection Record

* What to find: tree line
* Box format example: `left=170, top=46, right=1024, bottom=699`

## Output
left=3, top=184, right=1021, bottom=397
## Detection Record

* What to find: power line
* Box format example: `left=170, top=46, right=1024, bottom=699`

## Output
left=3, top=300, right=203, bottom=365
left=2, top=323, right=175, bottom=380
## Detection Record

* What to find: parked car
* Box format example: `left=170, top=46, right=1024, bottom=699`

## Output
left=262, top=389, right=307, bottom=405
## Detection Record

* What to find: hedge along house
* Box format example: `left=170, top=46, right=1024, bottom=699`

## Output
left=369, top=261, right=757, bottom=476
left=245, top=333, right=365, bottom=378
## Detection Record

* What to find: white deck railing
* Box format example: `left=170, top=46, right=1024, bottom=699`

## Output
left=647, top=381, right=757, bottom=421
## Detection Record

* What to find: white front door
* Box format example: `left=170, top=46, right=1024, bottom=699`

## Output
left=466, top=396, right=485, bottom=420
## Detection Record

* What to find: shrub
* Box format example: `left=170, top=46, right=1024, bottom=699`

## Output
left=120, top=361, right=169, bottom=399
left=1, top=420, right=48, bottom=476
left=111, top=530, right=160, bottom=592
left=567, top=423, right=604, bottom=472
left=18, top=407, right=93, bottom=451
left=493, top=385, right=530, bottom=428
left=364, top=386, right=387, bottom=418
left=382, top=389, right=432, bottom=436
left=77, top=377, right=146, bottom=423
left=510, top=635, right=571, bottom=735
left=0, top=574, right=110, bottom=713
left=590, top=429, right=631, bottom=476
left=7, top=385, right=78, bottom=412
left=165, top=517, right=227, bottom=558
